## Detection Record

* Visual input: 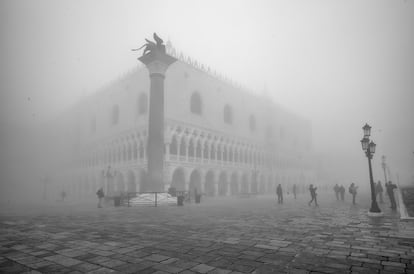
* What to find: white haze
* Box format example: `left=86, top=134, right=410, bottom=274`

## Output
left=1, top=0, right=413, bottom=201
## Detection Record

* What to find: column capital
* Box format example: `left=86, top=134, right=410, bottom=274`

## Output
left=139, top=51, right=177, bottom=76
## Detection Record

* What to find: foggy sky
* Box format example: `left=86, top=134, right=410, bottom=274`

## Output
left=1, top=0, right=413, bottom=200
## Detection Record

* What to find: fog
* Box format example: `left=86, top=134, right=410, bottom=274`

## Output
left=1, top=0, right=414, bottom=202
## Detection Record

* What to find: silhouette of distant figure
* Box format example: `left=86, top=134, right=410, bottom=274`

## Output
left=292, top=184, right=297, bottom=199
left=349, top=183, right=358, bottom=205
left=376, top=180, right=384, bottom=203
left=339, top=185, right=345, bottom=201
left=61, top=191, right=66, bottom=202
left=96, top=187, right=105, bottom=208
left=308, top=184, right=318, bottom=206
left=276, top=184, right=283, bottom=204
left=386, top=180, right=397, bottom=210
left=334, top=184, right=340, bottom=200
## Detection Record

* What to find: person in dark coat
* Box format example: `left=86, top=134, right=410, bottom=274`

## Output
left=276, top=184, right=283, bottom=204
left=376, top=180, right=384, bottom=203
left=386, top=180, right=397, bottom=210
left=292, top=184, right=297, bottom=199
left=333, top=184, right=340, bottom=200
left=349, top=183, right=358, bottom=205
left=308, top=184, right=318, bottom=206
left=339, top=185, right=345, bottom=201
left=96, top=187, right=105, bottom=208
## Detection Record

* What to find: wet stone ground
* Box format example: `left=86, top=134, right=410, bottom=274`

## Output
left=0, top=192, right=413, bottom=274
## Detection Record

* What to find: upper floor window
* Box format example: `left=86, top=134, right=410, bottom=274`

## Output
left=112, top=105, right=119, bottom=125
left=249, top=115, right=256, bottom=131
left=266, top=126, right=274, bottom=139
left=223, top=104, right=233, bottom=124
left=190, top=92, right=202, bottom=115
left=138, top=93, right=148, bottom=115
left=90, top=115, right=96, bottom=133
left=280, top=126, right=286, bottom=140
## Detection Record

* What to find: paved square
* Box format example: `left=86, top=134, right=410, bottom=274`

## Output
left=1, top=192, right=413, bottom=273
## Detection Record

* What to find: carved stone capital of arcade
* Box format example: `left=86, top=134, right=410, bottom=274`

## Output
left=138, top=51, right=177, bottom=77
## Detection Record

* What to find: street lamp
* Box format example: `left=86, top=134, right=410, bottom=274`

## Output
left=252, top=164, right=258, bottom=194
left=381, top=155, right=388, bottom=185
left=360, top=123, right=382, bottom=217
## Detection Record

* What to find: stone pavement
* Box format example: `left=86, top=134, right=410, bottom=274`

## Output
left=1, top=192, right=414, bottom=274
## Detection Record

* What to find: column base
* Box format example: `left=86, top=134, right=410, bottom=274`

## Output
left=367, top=211, right=384, bottom=217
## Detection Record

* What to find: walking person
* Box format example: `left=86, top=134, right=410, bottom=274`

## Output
left=333, top=184, right=340, bottom=200
left=292, top=184, right=297, bottom=199
left=386, top=180, right=397, bottom=210
left=308, top=184, right=318, bottom=206
left=276, top=184, right=283, bottom=204
left=96, top=187, right=104, bottom=208
left=339, top=185, right=345, bottom=201
left=376, top=180, right=384, bottom=203
left=349, top=183, right=358, bottom=205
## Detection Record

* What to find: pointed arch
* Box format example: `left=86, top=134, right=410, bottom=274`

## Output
left=138, top=93, right=148, bottom=115
left=179, top=137, right=186, bottom=157
left=170, top=135, right=178, bottom=155
left=218, top=171, right=228, bottom=196
left=230, top=172, right=239, bottom=195
left=171, top=168, right=186, bottom=191
left=190, top=92, right=202, bottom=115
left=196, top=140, right=202, bottom=158
left=205, top=170, right=215, bottom=196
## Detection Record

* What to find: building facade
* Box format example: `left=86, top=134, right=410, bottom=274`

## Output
left=49, top=47, right=315, bottom=200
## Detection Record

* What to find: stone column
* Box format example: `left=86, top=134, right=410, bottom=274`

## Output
left=139, top=51, right=177, bottom=192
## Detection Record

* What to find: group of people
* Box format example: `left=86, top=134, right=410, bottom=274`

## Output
left=333, top=183, right=359, bottom=204
left=276, top=183, right=318, bottom=206
left=333, top=184, right=347, bottom=201
left=275, top=179, right=399, bottom=210
left=374, top=180, right=398, bottom=210
left=332, top=180, right=398, bottom=209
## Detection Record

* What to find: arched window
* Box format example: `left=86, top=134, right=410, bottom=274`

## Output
left=203, top=142, right=209, bottom=159
left=117, top=148, right=122, bottom=162
left=122, top=146, right=127, bottom=162
left=280, top=126, right=285, bottom=140
left=223, top=146, right=227, bottom=161
left=223, top=104, right=233, bottom=124
left=139, top=142, right=144, bottom=158
left=188, top=139, right=195, bottom=158
left=90, top=115, right=96, bottom=133
left=112, top=105, right=119, bottom=125
left=217, top=145, right=222, bottom=161
left=196, top=140, right=202, bottom=158
left=266, top=126, right=274, bottom=139
left=170, top=137, right=178, bottom=155
left=138, top=93, right=148, bottom=115
left=210, top=144, right=216, bottom=160
left=133, top=142, right=138, bottom=160
left=190, top=92, right=202, bottom=115
left=249, top=115, right=256, bottom=131
left=179, top=138, right=186, bottom=156
left=127, top=143, right=132, bottom=161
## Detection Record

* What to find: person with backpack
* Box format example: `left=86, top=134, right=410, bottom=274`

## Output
left=276, top=184, right=283, bottom=204
left=376, top=180, right=384, bottom=203
left=386, top=180, right=397, bottom=210
left=308, top=184, right=318, bottom=206
left=333, top=184, right=340, bottom=200
left=96, top=187, right=105, bottom=208
left=339, top=185, right=345, bottom=201
left=349, top=183, right=358, bottom=205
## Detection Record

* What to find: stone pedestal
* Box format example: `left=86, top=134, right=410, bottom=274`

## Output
left=139, top=51, right=177, bottom=192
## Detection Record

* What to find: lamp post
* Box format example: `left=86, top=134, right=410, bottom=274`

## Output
left=253, top=164, right=258, bottom=194
left=381, top=155, right=388, bottom=185
left=360, top=123, right=382, bottom=217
